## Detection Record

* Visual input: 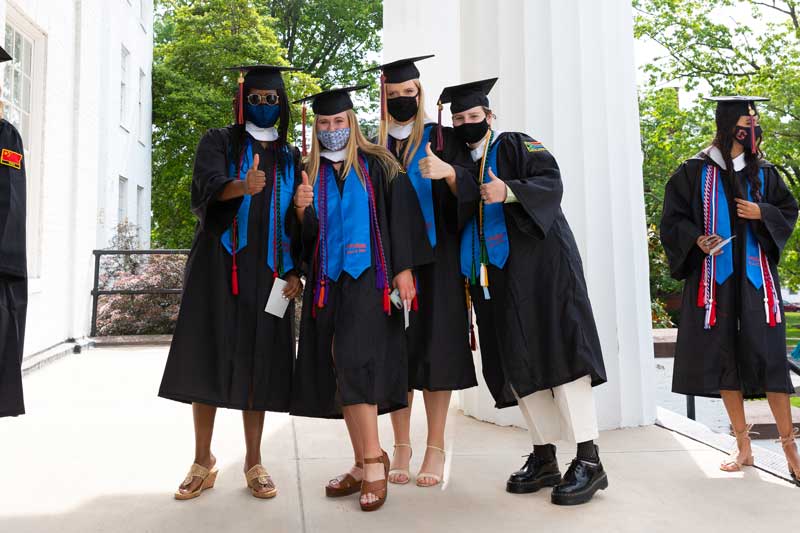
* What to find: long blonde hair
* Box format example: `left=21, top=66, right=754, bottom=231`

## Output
left=306, top=109, right=402, bottom=187
left=377, top=79, right=429, bottom=168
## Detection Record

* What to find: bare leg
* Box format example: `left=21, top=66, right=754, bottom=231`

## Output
left=766, top=392, right=800, bottom=475
left=344, top=403, right=384, bottom=506
left=417, top=390, right=451, bottom=486
left=177, top=402, right=217, bottom=495
left=719, top=390, right=753, bottom=470
left=389, top=391, right=414, bottom=483
left=328, top=407, right=365, bottom=488
left=242, top=410, right=275, bottom=495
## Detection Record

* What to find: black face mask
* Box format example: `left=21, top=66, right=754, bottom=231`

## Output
left=387, top=96, right=418, bottom=123
left=454, top=119, right=490, bottom=144
left=734, top=125, right=763, bottom=153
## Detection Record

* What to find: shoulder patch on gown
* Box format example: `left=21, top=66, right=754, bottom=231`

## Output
left=523, top=140, right=546, bottom=153
left=0, top=148, right=22, bottom=169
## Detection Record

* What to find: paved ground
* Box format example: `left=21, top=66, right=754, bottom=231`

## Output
left=1, top=346, right=797, bottom=533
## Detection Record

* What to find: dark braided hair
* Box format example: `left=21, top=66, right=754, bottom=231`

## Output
left=711, top=102, right=764, bottom=201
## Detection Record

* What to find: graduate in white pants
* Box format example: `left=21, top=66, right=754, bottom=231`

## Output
left=418, top=78, right=608, bottom=505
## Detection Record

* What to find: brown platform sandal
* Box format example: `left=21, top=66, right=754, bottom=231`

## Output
left=174, top=463, right=219, bottom=500
left=720, top=425, right=756, bottom=472
left=360, top=451, right=390, bottom=512
left=245, top=464, right=278, bottom=499
left=779, top=428, right=800, bottom=487
left=325, top=461, right=363, bottom=497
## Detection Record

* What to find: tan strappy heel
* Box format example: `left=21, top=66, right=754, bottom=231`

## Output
left=245, top=464, right=278, bottom=499
left=389, top=443, right=412, bottom=485
left=174, top=463, right=219, bottom=500
left=325, top=461, right=363, bottom=497
left=360, top=450, right=390, bottom=512
left=416, top=445, right=446, bottom=487
left=720, top=424, right=756, bottom=472
left=779, top=428, right=800, bottom=487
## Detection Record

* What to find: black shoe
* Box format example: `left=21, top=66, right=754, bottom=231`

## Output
left=550, top=452, right=608, bottom=506
left=506, top=453, right=562, bottom=494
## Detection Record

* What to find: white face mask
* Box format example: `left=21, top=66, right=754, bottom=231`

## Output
left=388, top=121, right=414, bottom=140
left=246, top=121, right=278, bottom=142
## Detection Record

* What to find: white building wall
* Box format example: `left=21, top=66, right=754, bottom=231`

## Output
left=383, top=0, right=656, bottom=429
left=1, top=0, right=152, bottom=356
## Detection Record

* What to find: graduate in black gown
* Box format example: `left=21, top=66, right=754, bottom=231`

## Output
left=365, top=55, right=477, bottom=488
left=289, top=86, right=405, bottom=512
left=660, top=96, right=800, bottom=485
left=0, top=45, right=27, bottom=419
left=159, top=65, right=303, bottom=500
left=431, top=78, right=608, bottom=505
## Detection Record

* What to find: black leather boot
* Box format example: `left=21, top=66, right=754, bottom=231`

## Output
left=506, top=452, right=562, bottom=494
left=550, top=446, right=608, bottom=505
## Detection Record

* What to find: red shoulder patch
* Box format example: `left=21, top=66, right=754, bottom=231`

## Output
left=1, top=148, right=22, bottom=169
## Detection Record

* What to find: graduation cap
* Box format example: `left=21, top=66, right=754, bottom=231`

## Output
left=0, top=46, right=11, bottom=63
left=227, top=65, right=301, bottom=125
left=365, top=54, right=434, bottom=131
left=294, top=85, right=367, bottom=156
left=705, top=95, right=769, bottom=154
left=433, top=77, right=498, bottom=150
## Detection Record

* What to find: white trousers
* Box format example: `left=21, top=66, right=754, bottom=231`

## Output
left=512, top=375, right=599, bottom=445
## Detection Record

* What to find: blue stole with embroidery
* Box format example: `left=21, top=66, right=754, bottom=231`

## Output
left=460, top=135, right=510, bottom=294
left=221, top=138, right=295, bottom=275
left=314, top=161, right=372, bottom=281
left=403, top=124, right=437, bottom=247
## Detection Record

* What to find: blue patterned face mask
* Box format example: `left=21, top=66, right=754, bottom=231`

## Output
left=318, top=127, right=351, bottom=151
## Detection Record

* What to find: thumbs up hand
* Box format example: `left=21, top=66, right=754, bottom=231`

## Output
left=245, top=153, right=267, bottom=195
left=418, top=142, right=455, bottom=181
left=293, top=170, right=314, bottom=210
left=480, top=168, right=507, bottom=204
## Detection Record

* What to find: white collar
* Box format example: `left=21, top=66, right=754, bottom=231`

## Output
left=246, top=121, right=278, bottom=142
left=470, top=130, right=502, bottom=161
left=388, top=121, right=414, bottom=140
left=705, top=145, right=746, bottom=172
left=320, top=148, right=347, bottom=162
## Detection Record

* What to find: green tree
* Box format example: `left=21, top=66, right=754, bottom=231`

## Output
left=151, top=0, right=319, bottom=248
left=634, top=0, right=800, bottom=317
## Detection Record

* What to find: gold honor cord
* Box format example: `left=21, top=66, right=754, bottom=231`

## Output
left=477, top=129, right=494, bottom=300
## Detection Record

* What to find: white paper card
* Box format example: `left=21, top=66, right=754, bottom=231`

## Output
left=265, top=278, right=290, bottom=318
left=709, top=235, right=736, bottom=255
left=404, top=303, right=410, bottom=330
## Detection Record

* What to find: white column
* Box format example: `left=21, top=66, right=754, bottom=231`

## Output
left=383, top=0, right=655, bottom=430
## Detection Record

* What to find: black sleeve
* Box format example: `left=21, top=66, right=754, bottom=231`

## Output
left=434, top=127, right=473, bottom=234
left=189, top=128, right=242, bottom=237
left=0, top=123, right=27, bottom=278
left=754, top=165, right=798, bottom=263
left=659, top=162, right=704, bottom=280
left=390, top=170, right=434, bottom=274
left=372, top=158, right=395, bottom=281
left=284, top=146, right=305, bottom=276
left=497, top=133, right=563, bottom=240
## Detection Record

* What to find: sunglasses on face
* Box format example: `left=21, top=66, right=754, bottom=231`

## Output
left=246, top=93, right=280, bottom=106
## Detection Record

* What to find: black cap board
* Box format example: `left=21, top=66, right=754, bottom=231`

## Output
left=227, top=65, right=301, bottom=90
left=438, top=78, right=498, bottom=113
left=294, top=85, right=368, bottom=115
left=704, top=95, right=770, bottom=116
left=365, top=54, right=434, bottom=83
left=0, top=46, right=11, bottom=63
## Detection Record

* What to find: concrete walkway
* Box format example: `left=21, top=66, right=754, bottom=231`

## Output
left=0, top=346, right=797, bottom=533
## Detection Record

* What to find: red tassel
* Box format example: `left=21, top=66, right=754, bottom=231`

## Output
left=697, top=278, right=705, bottom=308
left=237, top=71, right=245, bottom=125
left=709, top=300, right=716, bottom=327
left=231, top=257, right=239, bottom=296
left=301, top=104, right=307, bottom=157
left=750, top=118, right=756, bottom=154
left=412, top=275, right=419, bottom=311
left=317, top=283, right=326, bottom=309
left=436, top=101, right=444, bottom=151
left=470, top=325, right=477, bottom=351
left=383, top=287, right=391, bottom=315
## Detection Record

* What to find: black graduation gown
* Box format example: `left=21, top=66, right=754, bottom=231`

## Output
left=289, top=152, right=408, bottom=419
left=0, top=119, right=26, bottom=418
left=159, top=127, right=300, bottom=412
left=458, top=132, right=607, bottom=409
left=660, top=153, right=798, bottom=398
left=388, top=126, right=477, bottom=392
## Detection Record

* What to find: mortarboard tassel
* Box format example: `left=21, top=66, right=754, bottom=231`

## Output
left=436, top=100, right=444, bottom=151
left=231, top=217, right=239, bottom=295
left=301, top=103, right=307, bottom=157
left=749, top=105, right=757, bottom=154
left=380, top=72, right=387, bottom=141
left=412, top=274, right=419, bottom=312
left=237, top=70, right=245, bottom=126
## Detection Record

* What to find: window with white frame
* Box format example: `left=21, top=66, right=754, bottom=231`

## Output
left=136, top=185, right=145, bottom=244
left=138, top=69, right=146, bottom=143
left=120, top=45, right=129, bottom=128
left=3, top=16, right=45, bottom=278
left=118, top=176, right=128, bottom=225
